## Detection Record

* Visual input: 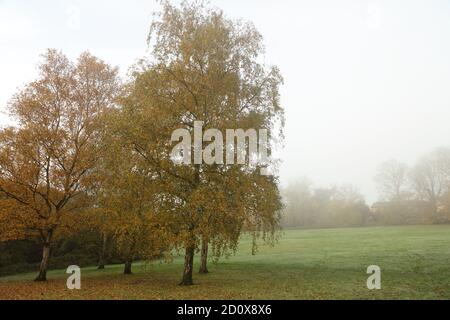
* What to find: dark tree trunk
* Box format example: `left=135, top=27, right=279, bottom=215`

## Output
left=98, top=233, right=107, bottom=270
left=124, top=259, right=132, bottom=275
left=199, top=238, right=209, bottom=274
left=180, top=245, right=195, bottom=285
left=35, top=232, right=52, bottom=282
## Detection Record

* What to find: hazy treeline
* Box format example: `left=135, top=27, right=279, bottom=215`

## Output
left=281, top=181, right=371, bottom=228
left=373, top=147, right=450, bottom=225
left=282, top=148, right=450, bottom=229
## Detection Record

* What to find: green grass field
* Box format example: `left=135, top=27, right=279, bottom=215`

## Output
left=1, top=225, right=449, bottom=300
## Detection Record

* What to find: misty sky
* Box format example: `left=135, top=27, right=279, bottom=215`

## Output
left=1, top=0, right=450, bottom=204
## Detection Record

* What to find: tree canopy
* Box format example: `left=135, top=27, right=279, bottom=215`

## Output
left=0, top=50, right=120, bottom=281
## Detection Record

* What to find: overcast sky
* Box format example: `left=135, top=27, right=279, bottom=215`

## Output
left=1, top=0, right=450, bottom=204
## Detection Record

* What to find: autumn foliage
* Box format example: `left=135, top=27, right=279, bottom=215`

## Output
left=0, top=50, right=120, bottom=281
left=0, top=1, right=284, bottom=285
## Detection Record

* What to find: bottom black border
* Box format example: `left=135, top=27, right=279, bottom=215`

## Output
left=1, top=300, right=447, bottom=319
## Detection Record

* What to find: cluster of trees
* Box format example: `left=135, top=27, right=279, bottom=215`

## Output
left=0, top=2, right=284, bottom=285
left=282, top=148, right=450, bottom=229
left=0, top=231, right=124, bottom=277
left=281, top=180, right=370, bottom=228
left=373, top=149, right=450, bottom=225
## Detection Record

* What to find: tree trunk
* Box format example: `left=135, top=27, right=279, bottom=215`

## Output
left=180, top=245, right=195, bottom=285
left=430, top=198, right=439, bottom=223
left=35, top=233, right=52, bottom=282
left=124, top=259, right=132, bottom=275
left=199, top=238, right=209, bottom=274
left=98, top=233, right=107, bottom=270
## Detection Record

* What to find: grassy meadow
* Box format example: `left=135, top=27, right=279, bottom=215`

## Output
left=0, top=225, right=449, bottom=300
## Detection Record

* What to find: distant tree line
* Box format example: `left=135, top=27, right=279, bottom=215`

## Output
left=282, top=148, right=450, bottom=229
left=281, top=180, right=371, bottom=229
left=372, top=149, right=450, bottom=225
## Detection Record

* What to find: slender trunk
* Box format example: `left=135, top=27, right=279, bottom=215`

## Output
left=199, top=237, right=209, bottom=274
left=35, top=232, right=52, bottom=282
left=98, top=233, right=107, bottom=270
left=180, top=167, right=201, bottom=285
left=430, top=198, right=439, bottom=223
left=124, top=259, right=132, bottom=275
left=180, top=245, right=195, bottom=286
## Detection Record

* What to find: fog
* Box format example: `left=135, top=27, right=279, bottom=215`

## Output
left=1, top=0, right=450, bottom=204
